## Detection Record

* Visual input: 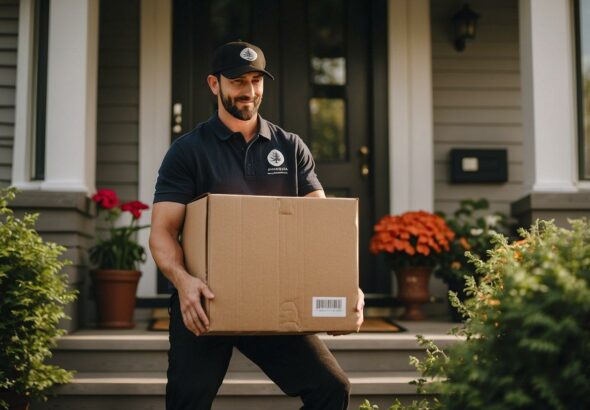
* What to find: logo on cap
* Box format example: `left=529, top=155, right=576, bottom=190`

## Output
left=240, top=47, right=258, bottom=61
left=267, top=149, right=285, bottom=166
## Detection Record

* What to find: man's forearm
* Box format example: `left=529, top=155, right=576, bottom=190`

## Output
left=149, top=228, right=191, bottom=289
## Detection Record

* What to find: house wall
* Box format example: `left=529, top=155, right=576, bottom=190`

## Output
left=431, top=0, right=524, bottom=218
left=96, top=0, right=140, bottom=201
left=0, top=0, right=18, bottom=188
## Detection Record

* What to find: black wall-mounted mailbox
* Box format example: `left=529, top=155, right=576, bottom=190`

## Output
left=450, top=149, right=508, bottom=183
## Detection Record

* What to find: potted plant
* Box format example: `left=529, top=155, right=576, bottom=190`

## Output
left=0, top=188, right=77, bottom=410
left=369, top=211, right=455, bottom=320
left=89, top=189, right=149, bottom=328
left=435, top=198, right=511, bottom=321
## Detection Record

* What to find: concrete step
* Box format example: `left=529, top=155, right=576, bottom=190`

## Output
left=36, top=371, right=430, bottom=410
left=50, top=325, right=460, bottom=373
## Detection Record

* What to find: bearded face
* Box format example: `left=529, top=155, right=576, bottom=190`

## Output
left=218, top=79, right=263, bottom=121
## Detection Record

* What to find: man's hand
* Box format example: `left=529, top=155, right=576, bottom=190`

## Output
left=177, top=274, right=215, bottom=336
left=328, top=288, right=364, bottom=336
left=355, top=288, right=365, bottom=330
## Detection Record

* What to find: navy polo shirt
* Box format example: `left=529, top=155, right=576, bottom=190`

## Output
left=153, top=112, right=323, bottom=204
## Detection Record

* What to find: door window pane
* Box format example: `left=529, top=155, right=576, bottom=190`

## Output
left=311, top=57, right=346, bottom=85
left=308, top=0, right=348, bottom=161
left=309, top=0, right=346, bottom=85
left=209, top=0, right=251, bottom=46
left=309, top=98, right=346, bottom=161
left=577, top=0, right=590, bottom=179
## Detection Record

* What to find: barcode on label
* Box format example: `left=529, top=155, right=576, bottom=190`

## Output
left=312, top=297, right=346, bottom=317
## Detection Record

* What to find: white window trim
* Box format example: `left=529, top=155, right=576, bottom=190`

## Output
left=573, top=0, right=590, bottom=188
left=12, top=0, right=40, bottom=190
left=13, top=0, right=99, bottom=193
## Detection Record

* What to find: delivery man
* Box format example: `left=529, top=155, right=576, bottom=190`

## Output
left=149, top=41, right=364, bottom=410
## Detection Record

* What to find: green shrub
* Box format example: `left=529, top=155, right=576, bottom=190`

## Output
left=362, top=218, right=590, bottom=410
left=0, top=188, right=77, bottom=408
left=436, top=198, right=511, bottom=285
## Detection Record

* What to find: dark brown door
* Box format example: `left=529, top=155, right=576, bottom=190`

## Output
left=164, top=0, right=389, bottom=294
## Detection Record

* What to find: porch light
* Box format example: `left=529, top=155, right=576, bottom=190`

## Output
left=452, top=4, right=479, bottom=52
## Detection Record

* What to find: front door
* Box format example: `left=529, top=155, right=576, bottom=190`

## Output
left=164, top=0, right=388, bottom=294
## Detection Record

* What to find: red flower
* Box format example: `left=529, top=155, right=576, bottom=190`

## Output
left=92, top=189, right=119, bottom=209
left=121, top=200, right=150, bottom=219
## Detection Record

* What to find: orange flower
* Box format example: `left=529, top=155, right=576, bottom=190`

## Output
left=369, top=211, right=456, bottom=264
left=459, top=237, right=471, bottom=250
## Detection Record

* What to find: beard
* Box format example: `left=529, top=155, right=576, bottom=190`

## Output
left=219, top=83, right=262, bottom=121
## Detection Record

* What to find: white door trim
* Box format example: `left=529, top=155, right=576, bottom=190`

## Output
left=388, top=0, right=434, bottom=213
left=137, top=0, right=172, bottom=297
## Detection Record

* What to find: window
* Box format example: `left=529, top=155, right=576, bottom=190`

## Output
left=308, top=0, right=348, bottom=162
left=575, top=0, right=590, bottom=180
left=31, top=0, right=49, bottom=180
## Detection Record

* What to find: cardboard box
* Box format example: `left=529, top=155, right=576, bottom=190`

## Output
left=182, top=194, right=359, bottom=334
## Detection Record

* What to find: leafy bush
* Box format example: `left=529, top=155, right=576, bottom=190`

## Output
left=436, top=198, right=511, bottom=285
left=0, top=188, right=77, bottom=408
left=360, top=399, right=435, bottom=410
left=362, top=218, right=590, bottom=410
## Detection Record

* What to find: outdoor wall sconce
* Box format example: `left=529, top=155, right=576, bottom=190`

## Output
left=452, top=4, right=479, bottom=52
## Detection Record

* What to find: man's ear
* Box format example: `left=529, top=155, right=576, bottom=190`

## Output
left=207, top=75, right=219, bottom=96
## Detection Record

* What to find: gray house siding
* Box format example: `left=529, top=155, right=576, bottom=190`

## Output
left=0, top=0, right=18, bottom=188
left=96, top=0, right=139, bottom=201
left=431, top=0, right=524, bottom=217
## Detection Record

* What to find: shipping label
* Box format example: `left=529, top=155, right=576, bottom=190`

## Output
left=312, top=297, right=347, bottom=317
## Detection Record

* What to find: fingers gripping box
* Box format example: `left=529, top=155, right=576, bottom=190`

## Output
left=181, top=194, right=359, bottom=334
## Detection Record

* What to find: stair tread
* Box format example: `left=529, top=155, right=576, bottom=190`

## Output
left=56, top=326, right=462, bottom=351
left=53, top=371, right=423, bottom=396
left=69, top=370, right=418, bottom=381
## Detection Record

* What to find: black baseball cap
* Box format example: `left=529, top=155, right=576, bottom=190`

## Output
left=211, top=41, right=274, bottom=80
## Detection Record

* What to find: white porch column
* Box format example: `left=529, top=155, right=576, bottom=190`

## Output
left=519, top=0, right=577, bottom=193
left=388, top=0, right=434, bottom=213
left=41, top=0, right=99, bottom=193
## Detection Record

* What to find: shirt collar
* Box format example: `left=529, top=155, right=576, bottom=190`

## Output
left=208, top=111, right=271, bottom=141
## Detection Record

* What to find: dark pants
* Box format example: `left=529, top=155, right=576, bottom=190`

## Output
left=166, top=292, right=351, bottom=410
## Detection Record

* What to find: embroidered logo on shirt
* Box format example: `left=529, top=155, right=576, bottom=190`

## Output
left=240, top=48, right=258, bottom=61
left=267, top=149, right=288, bottom=175
left=267, top=149, right=285, bottom=166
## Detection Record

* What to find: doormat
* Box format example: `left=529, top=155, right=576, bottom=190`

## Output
left=148, top=309, right=405, bottom=333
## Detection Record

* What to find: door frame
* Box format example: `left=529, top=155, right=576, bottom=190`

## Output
left=136, top=0, right=435, bottom=297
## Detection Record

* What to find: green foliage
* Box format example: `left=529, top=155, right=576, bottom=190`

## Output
left=89, top=208, right=148, bottom=270
left=436, top=219, right=590, bottom=410
left=0, top=188, right=77, bottom=408
left=436, top=198, right=512, bottom=285
left=362, top=218, right=590, bottom=410
left=89, top=223, right=146, bottom=270
left=360, top=398, right=439, bottom=410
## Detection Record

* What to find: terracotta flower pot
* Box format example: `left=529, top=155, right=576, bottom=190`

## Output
left=395, top=266, right=432, bottom=321
left=91, top=269, right=141, bottom=329
left=0, top=391, right=29, bottom=410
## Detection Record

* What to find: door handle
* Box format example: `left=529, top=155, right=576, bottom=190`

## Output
left=359, top=146, right=370, bottom=177
left=172, top=103, right=182, bottom=134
